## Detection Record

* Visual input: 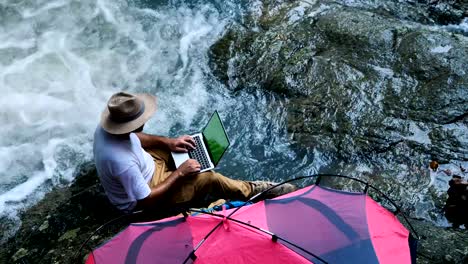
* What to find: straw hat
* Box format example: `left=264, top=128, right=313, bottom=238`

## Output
left=101, top=92, right=157, bottom=134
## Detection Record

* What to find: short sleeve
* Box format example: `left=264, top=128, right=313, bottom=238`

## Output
left=117, top=165, right=151, bottom=201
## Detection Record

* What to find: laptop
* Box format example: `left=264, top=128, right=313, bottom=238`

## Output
left=171, top=111, right=230, bottom=173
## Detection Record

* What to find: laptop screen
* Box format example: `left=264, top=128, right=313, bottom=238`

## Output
left=202, top=111, right=230, bottom=166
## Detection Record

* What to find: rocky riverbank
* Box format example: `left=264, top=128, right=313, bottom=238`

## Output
left=1, top=168, right=467, bottom=263
left=210, top=0, right=467, bottom=221
left=0, top=164, right=121, bottom=264
left=1, top=0, right=467, bottom=263
left=0, top=163, right=178, bottom=263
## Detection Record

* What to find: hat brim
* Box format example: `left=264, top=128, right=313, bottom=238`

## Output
left=100, top=93, right=157, bottom=135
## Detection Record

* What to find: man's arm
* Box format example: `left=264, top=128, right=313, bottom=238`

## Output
left=135, top=132, right=171, bottom=149
left=136, top=159, right=200, bottom=210
left=136, top=133, right=196, bottom=152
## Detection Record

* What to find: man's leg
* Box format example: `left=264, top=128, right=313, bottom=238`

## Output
left=145, top=148, right=253, bottom=206
left=172, top=170, right=253, bottom=205
left=145, top=148, right=175, bottom=189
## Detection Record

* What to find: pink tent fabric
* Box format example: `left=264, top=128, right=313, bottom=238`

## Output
left=86, top=185, right=414, bottom=264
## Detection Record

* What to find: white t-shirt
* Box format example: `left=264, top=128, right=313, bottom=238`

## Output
left=93, top=126, right=155, bottom=212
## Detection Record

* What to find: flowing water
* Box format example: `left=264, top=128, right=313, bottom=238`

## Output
left=0, top=0, right=322, bottom=241
left=1, top=0, right=467, bottom=242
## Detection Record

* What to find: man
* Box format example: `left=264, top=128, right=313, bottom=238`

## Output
left=94, top=92, right=295, bottom=213
left=443, top=175, right=468, bottom=228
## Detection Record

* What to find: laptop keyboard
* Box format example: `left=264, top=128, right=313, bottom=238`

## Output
left=188, top=135, right=211, bottom=170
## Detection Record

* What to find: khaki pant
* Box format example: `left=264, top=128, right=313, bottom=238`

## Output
left=145, top=148, right=252, bottom=207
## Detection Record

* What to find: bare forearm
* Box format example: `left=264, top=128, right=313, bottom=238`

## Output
left=136, top=158, right=201, bottom=210
left=135, top=132, right=171, bottom=149
left=136, top=133, right=195, bottom=153
left=148, top=170, right=182, bottom=199
left=137, top=169, right=183, bottom=209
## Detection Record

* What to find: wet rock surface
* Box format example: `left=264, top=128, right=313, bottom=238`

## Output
left=0, top=165, right=123, bottom=264
left=209, top=0, right=468, bottom=261
left=1, top=0, right=467, bottom=263
left=210, top=0, right=467, bottom=221
left=331, top=0, right=467, bottom=25
left=0, top=164, right=179, bottom=263
left=406, top=218, right=468, bottom=264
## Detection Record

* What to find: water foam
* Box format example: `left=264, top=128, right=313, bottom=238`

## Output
left=0, top=0, right=231, bottom=241
left=4, top=0, right=461, bottom=243
left=440, top=17, right=468, bottom=36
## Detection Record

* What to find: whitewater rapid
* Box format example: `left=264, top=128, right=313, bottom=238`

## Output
left=0, top=0, right=228, bottom=238
left=2, top=0, right=467, bottom=243
left=0, top=0, right=323, bottom=242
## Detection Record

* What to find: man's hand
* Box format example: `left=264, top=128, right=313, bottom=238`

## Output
left=169, top=135, right=196, bottom=153
left=137, top=159, right=200, bottom=210
left=177, top=159, right=201, bottom=177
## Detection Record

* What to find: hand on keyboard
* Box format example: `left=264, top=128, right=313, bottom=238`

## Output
left=170, top=135, right=196, bottom=153
left=177, top=159, right=201, bottom=177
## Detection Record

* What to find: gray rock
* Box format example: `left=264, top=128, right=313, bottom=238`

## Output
left=12, top=248, right=28, bottom=262
left=1, top=1, right=466, bottom=263
left=406, top=218, right=468, bottom=264
left=0, top=165, right=182, bottom=263
left=209, top=0, right=468, bottom=222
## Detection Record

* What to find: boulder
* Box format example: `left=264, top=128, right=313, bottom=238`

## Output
left=209, top=1, right=468, bottom=222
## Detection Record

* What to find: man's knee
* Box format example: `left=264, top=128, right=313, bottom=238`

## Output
left=196, top=171, right=220, bottom=185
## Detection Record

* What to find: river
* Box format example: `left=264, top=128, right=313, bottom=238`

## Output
left=0, top=0, right=323, bottom=241
left=1, top=0, right=467, bottom=243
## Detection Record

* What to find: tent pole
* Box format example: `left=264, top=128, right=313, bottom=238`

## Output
left=188, top=209, right=328, bottom=264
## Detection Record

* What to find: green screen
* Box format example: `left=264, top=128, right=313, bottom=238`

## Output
left=202, top=112, right=230, bottom=165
